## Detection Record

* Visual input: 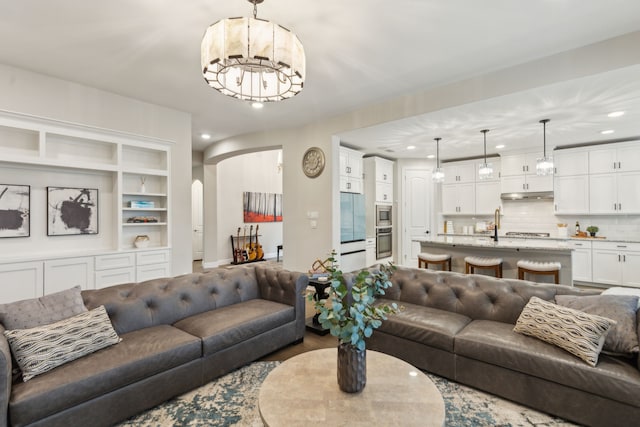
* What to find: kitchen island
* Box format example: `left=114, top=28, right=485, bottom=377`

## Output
left=414, top=235, right=573, bottom=285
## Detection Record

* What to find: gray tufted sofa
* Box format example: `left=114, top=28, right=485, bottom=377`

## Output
left=365, top=265, right=640, bottom=427
left=0, top=264, right=307, bottom=427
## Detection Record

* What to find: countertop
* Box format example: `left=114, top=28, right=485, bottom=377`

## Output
left=413, top=235, right=572, bottom=251
left=430, top=233, right=640, bottom=244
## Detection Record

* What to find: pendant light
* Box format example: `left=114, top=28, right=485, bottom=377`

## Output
left=432, top=137, right=445, bottom=183
left=478, top=129, right=493, bottom=180
left=536, top=119, right=554, bottom=175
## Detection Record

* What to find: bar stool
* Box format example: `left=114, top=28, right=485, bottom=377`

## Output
left=418, top=252, right=452, bottom=271
left=517, top=260, right=561, bottom=284
left=464, top=256, right=503, bottom=278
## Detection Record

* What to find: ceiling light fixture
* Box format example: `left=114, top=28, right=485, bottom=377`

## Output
left=495, top=144, right=505, bottom=149
left=251, top=101, right=264, bottom=109
left=407, top=145, right=416, bottom=150
left=201, top=0, right=305, bottom=103
left=536, top=119, right=553, bottom=176
left=427, top=154, right=435, bottom=159
left=601, top=129, right=615, bottom=135
left=201, top=133, right=211, bottom=140
left=478, top=129, right=493, bottom=180
left=607, top=111, right=625, bottom=118
left=432, top=137, right=445, bottom=183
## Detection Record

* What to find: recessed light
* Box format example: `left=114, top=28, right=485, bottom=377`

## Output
left=251, top=102, right=264, bottom=109
left=427, top=154, right=435, bottom=159
left=601, top=129, right=615, bottom=135
left=607, top=111, right=625, bottom=118
left=201, top=133, right=211, bottom=140
left=495, top=144, right=505, bottom=149
left=407, top=145, right=416, bottom=150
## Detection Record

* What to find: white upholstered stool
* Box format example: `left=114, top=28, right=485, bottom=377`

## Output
left=464, top=256, right=503, bottom=278
left=517, top=260, right=561, bottom=284
left=418, top=252, right=452, bottom=271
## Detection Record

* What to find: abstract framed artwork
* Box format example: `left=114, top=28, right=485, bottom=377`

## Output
left=243, top=191, right=283, bottom=223
left=47, top=187, right=99, bottom=236
left=0, top=184, right=30, bottom=238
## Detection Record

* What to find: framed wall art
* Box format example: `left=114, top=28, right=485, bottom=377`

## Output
left=243, top=191, right=283, bottom=223
left=47, top=187, right=99, bottom=236
left=0, top=184, right=30, bottom=238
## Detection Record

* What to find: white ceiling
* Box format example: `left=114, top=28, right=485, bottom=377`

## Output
left=1, top=0, right=640, bottom=156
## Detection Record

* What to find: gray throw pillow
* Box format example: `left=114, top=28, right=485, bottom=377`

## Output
left=555, top=294, right=639, bottom=356
left=514, top=297, right=614, bottom=367
left=4, top=305, right=121, bottom=381
left=0, top=286, right=87, bottom=330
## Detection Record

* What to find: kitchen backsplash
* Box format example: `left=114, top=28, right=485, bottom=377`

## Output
left=441, top=199, right=640, bottom=241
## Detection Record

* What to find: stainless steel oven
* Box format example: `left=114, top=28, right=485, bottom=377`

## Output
left=376, top=205, right=392, bottom=227
left=376, top=227, right=392, bottom=259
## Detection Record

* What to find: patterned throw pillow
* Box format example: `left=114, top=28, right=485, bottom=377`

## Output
left=556, top=294, right=639, bottom=356
left=4, top=305, right=121, bottom=381
left=514, top=297, right=615, bottom=367
left=0, top=286, right=87, bottom=330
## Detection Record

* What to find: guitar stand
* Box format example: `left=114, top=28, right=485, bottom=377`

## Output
left=230, top=234, right=266, bottom=265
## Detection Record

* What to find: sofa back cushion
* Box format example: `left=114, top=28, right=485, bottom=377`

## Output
left=384, top=266, right=598, bottom=325
left=82, top=267, right=261, bottom=334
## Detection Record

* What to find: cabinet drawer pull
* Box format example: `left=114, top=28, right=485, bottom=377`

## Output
left=616, top=245, right=627, bottom=248
left=618, top=254, right=621, bottom=262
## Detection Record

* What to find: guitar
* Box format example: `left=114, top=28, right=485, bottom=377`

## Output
left=241, top=226, right=249, bottom=261
left=234, top=227, right=242, bottom=263
left=246, top=225, right=257, bottom=261
left=254, top=224, right=264, bottom=260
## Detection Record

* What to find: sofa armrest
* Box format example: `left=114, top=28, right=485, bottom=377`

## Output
left=0, top=324, right=11, bottom=427
left=255, top=267, right=309, bottom=340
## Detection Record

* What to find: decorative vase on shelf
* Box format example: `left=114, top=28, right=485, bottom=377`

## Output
left=337, top=342, right=366, bottom=393
left=134, top=235, right=150, bottom=248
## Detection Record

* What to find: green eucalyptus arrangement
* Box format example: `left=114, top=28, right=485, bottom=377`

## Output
left=309, top=252, right=400, bottom=351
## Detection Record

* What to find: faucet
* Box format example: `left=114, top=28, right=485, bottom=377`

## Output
left=493, top=207, right=501, bottom=242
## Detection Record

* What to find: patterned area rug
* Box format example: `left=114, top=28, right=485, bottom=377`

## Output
left=118, top=361, right=577, bottom=427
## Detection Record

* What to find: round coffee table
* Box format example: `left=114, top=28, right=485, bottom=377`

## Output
left=258, top=348, right=445, bottom=426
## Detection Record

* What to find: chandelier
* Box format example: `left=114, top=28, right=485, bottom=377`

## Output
left=201, top=0, right=306, bottom=102
left=478, top=129, right=494, bottom=180
left=432, top=137, right=445, bottom=183
left=536, top=119, right=554, bottom=175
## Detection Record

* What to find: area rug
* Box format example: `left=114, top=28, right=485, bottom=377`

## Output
left=117, top=361, right=577, bottom=426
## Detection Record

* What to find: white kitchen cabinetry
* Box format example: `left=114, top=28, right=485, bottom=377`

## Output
left=339, top=146, right=363, bottom=193
left=442, top=161, right=475, bottom=184
left=553, top=148, right=589, bottom=214
left=592, top=241, right=640, bottom=287
left=442, top=182, right=475, bottom=214
left=475, top=180, right=501, bottom=215
left=568, top=240, right=592, bottom=283
left=589, top=171, right=640, bottom=214
left=554, top=149, right=589, bottom=176
left=589, top=143, right=640, bottom=174
left=364, top=157, right=394, bottom=204
left=500, top=152, right=553, bottom=193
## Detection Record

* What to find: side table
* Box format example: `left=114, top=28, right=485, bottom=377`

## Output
left=305, top=278, right=331, bottom=335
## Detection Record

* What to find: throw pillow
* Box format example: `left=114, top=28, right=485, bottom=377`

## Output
left=4, top=305, right=121, bottom=381
left=513, top=297, right=615, bottom=367
left=0, top=286, right=87, bottom=330
left=556, top=294, right=639, bottom=356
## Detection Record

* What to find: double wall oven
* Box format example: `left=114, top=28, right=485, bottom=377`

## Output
left=375, top=204, right=393, bottom=259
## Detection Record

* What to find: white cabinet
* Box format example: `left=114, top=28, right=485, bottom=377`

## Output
left=554, top=175, right=589, bottom=214
left=475, top=180, right=501, bottom=215
left=554, top=149, right=589, bottom=176
left=442, top=182, right=475, bottom=214
left=339, top=147, right=363, bottom=193
left=440, top=158, right=500, bottom=215
left=568, top=240, right=592, bottom=283
left=44, top=257, right=95, bottom=294
left=589, top=143, right=640, bottom=174
left=95, top=252, right=136, bottom=288
left=364, top=156, right=394, bottom=204
left=589, top=171, right=640, bottom=214
left=442, top=161, right=476, bottom=184
left=592, top=241, right=640, bottom=287
left=500, top=152, right=553, bottom=193
left=0, top=262, right=43, bottom=304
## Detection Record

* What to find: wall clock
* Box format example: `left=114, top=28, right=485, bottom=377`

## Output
left=302, top=147, right=325, bottom=178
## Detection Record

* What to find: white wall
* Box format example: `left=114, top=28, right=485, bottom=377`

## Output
left=203, top=150, right=283, bottom=267
left=203, top=32, right=640, bottom=272
left=0, top=63, right=193, bottom=275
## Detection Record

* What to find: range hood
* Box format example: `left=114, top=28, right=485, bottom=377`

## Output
left=500, top=191, right=554, bottom=201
